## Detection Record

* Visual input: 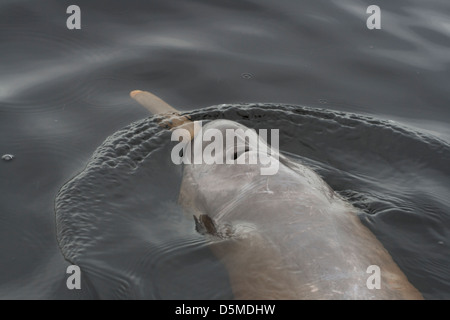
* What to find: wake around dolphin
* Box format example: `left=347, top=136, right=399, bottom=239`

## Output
left=130, top=90, right=423, bottom=299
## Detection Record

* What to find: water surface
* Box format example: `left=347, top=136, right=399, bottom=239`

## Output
left=0, top=0, right=449, bottom=299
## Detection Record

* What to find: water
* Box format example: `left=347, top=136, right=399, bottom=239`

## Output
left=0, top=0, right=449, bottom=299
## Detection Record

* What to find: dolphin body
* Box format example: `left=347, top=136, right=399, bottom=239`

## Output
left=131, top=91, right=423, bottom=300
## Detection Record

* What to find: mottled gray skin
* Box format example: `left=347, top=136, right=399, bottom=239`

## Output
left=179, top=120, right=423, bottom=300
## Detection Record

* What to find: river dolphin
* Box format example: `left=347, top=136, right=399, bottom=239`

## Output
left=130, top=90, right=423, bottom=299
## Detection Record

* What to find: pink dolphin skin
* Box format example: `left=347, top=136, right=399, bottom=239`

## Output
left=131, top=91, right=423, bottom=300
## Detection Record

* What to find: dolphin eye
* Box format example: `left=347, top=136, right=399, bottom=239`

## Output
left=232, top=146, right=250, bottom=160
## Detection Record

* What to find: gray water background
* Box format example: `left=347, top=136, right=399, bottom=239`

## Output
left=0, top=0, right=449, bottom=299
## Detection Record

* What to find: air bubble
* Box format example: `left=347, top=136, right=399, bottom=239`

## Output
left=2, top=154, right=14, bottom=161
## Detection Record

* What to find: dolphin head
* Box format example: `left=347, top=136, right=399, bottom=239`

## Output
left=129, top=91, right=333, bottom=235
left=176, top=119, right=331, bottom=231
left=175, top=119, right=280, bottom=235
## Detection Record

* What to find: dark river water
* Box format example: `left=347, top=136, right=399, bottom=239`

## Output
left=0, top=0, right=449, bottom=299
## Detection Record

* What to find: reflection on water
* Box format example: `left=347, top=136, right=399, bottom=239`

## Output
left=0, top=0, right=449, bottom=299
